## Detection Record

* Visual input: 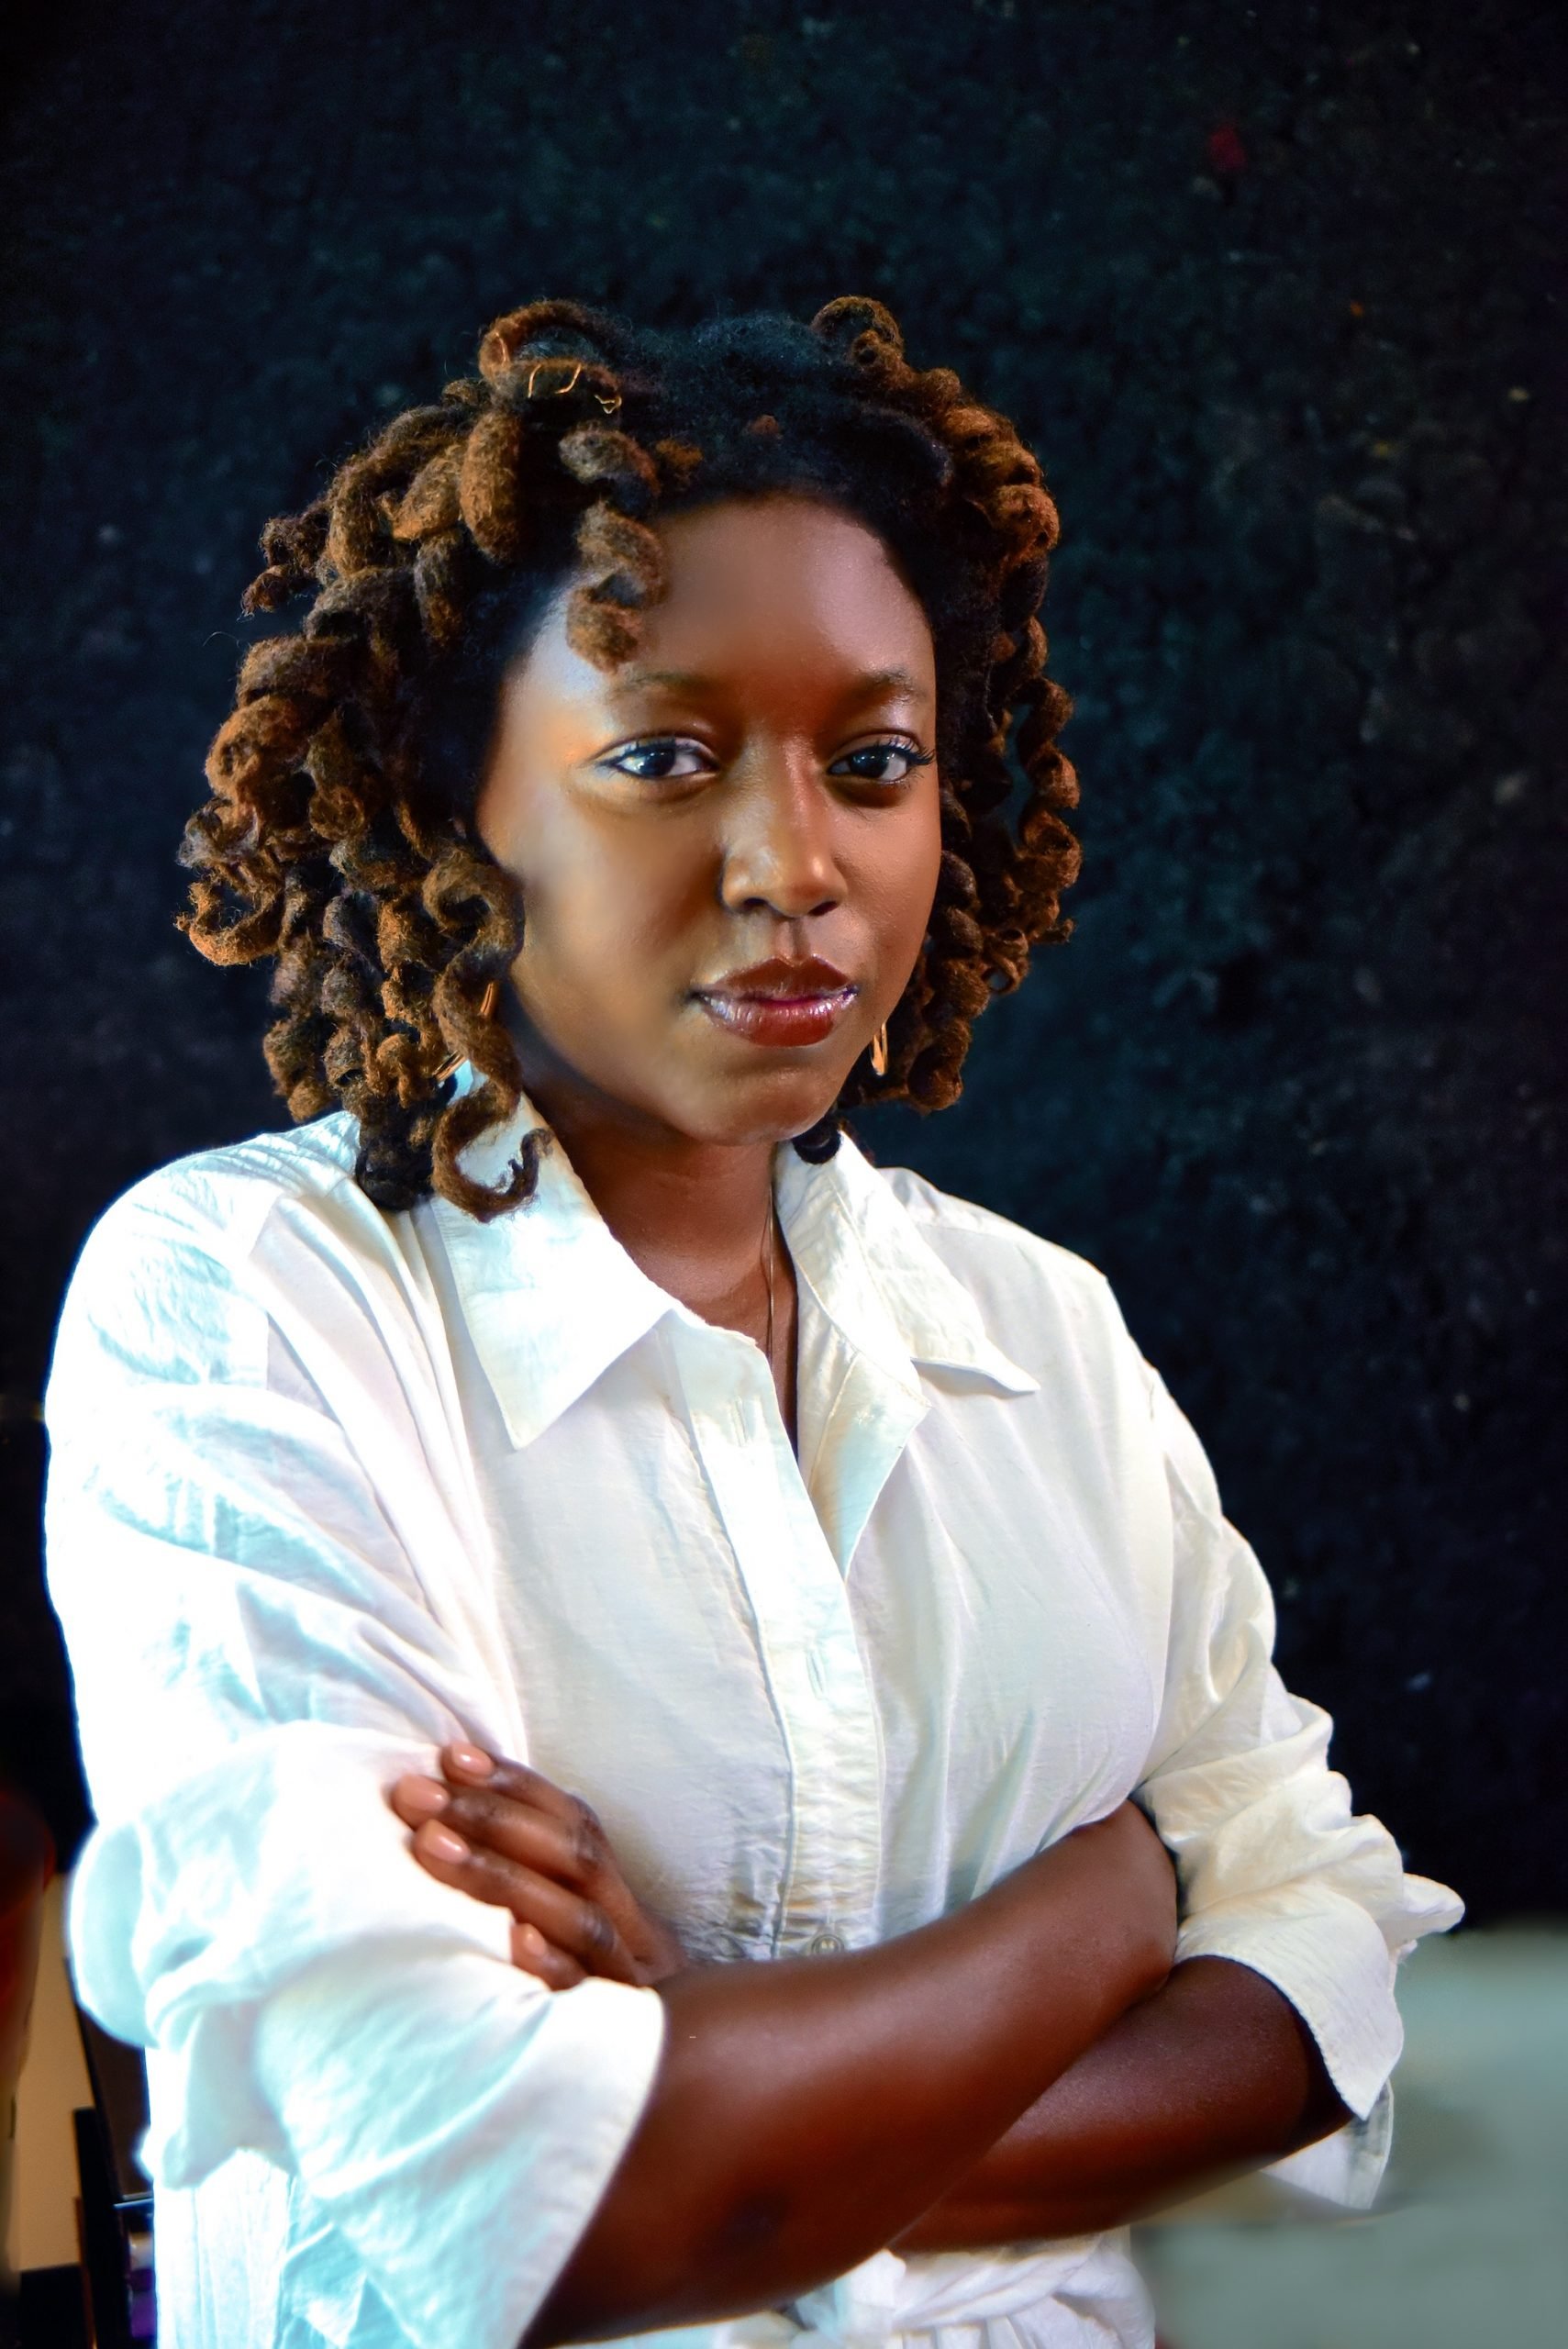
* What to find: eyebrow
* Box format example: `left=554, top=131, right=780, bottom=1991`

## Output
left=608, top=664, right=932, bottom=706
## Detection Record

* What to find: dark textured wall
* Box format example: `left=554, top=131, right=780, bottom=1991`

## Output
left=2, top=0, right=1562, bottom=1915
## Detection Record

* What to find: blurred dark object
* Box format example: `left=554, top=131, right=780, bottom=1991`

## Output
left=72, top=2098, right=153, bottom=2347
left=0, top=1793, right=54, bottom=2321
left=73, top=2006, right=153, bottom=2344
left=73, top=2009, right=151, bottom=2216
left=16, top=2265, right=89, bottom=2349
left=0, top=1419, right=90, bottom=1876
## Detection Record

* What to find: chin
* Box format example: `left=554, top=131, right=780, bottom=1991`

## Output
left=675, top=1064, right=851, bottom=1151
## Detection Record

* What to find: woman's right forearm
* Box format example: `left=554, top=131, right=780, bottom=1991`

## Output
left=527, top=1806, right=1173, bottom=2347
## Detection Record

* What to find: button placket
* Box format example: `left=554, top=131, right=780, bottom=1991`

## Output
left=675, top=1319, right=884, bottom=1958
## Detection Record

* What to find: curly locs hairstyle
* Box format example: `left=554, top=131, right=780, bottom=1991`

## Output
left=180, top=295, right=1081, bottom=1219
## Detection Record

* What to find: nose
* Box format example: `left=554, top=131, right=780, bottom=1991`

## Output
left=718, top=753, right=843, bottom=920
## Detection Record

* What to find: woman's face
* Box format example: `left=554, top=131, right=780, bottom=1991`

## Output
left=475, top=493, right=943, bottom=1148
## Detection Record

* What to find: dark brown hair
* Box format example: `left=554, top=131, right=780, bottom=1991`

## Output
left=180, top=295, right=1080, bottom=1218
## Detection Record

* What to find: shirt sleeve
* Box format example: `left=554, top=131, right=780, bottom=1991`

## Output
left=44, top=1169, right=666, bottom=2349
left=1133, top=1359, right=1462, bottom=2206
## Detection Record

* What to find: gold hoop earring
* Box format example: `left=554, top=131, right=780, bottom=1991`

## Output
left=870, top=1022, right=890, bottom=1078
left=433, top=981, right=499, bottom=1083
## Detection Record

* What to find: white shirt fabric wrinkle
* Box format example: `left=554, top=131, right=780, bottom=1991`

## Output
left=43, top=1085, right=1462, bottom=2349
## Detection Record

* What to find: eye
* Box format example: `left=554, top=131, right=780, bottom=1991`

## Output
left=828, top=739, right=936, bottom=785
left=601, top=737, right=715, bottom=783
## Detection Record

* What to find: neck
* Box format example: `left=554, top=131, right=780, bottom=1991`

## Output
left=514, top=1032, right=802, bottom=1447
left=516, top=1045, right=779, bottom=1323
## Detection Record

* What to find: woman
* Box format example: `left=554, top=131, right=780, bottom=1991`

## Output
left=45, top=296, right=1460, bottom=2349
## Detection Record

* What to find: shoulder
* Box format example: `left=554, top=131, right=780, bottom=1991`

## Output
left=88, top=1113, right=364, bottom=1254
left=876, top=1162, right=1120, bottom=1313
left=48, top=1115, right=379, bottom=1399
left=869, top=1160, right=1156, bottom=1401
left=877, top=1163, right=1106, bottom=1291
left=874, top=1165, right=1240, bottom=1526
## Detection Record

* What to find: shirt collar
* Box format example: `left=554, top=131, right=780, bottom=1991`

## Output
left=774, top=1135, right=1038, bottom=1403
left=429, top=1079, right=1036, bottom=1451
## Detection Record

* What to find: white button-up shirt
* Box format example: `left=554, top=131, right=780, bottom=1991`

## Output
left=44, top=1088, right=1462, bottom=2349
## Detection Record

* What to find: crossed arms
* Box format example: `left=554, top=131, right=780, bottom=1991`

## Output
left=50, top=1195, right=1441, bottom=2349
left=388, top=1744, right=1350, bottom=2346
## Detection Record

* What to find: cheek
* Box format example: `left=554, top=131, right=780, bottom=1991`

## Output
left=862, top=798, right=943, bottom=964
left=515, top=813, right=710, bottom=986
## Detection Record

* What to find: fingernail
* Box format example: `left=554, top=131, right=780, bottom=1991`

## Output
left=419, top=1822, right=469, bottom=1863
left=446, top=1743, right=495, bottom=1778
left=397, top=1776, right=450, bottom=1820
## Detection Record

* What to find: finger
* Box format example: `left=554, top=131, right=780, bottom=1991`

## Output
left=389, top=1774, right=454, bottom=1828
left=441, top=1746, right=593, bottom=1832
left=436, top=1787, right=597, bottom=1888
left=407, top=1756, right=592, bottom=1885
left=425, top=1783, right=662, bottom=1968
left=389, top=1769, right=583, bottom=1872
left=432, top=1757, right=652, bottom=1956
left=408, top=1782, right=682, bottom=1987
left=409, top=1821, right=641, bottom=1984
left=508, top=1920, right=586, bottom=1991
left=439, top=1755, right=618, bottom=1909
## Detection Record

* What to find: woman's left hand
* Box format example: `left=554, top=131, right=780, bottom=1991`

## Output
left=388, top=1744, right=687, bottom=1992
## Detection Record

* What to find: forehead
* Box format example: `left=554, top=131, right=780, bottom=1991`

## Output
left=516, top=493, right=936, bottom=715
left=642, top=494, right=930, bottom=655
left=502, top=500, right=939, bottom=737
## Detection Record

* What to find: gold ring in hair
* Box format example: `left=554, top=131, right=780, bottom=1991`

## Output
left=523, top=359, right=622, bottom=416
left=526, top=359, right=584, bottom=399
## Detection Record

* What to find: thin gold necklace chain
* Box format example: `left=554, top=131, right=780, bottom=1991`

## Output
left=762, top=1197, right=777, bottom=1375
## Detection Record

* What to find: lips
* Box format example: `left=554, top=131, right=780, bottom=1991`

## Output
left=693, top=955, right=860, bottom=1049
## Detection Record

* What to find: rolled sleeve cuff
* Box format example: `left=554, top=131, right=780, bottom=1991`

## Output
left=1173, top=1885, right=1408, bottom=2121
left=1265, top=2081, right=1395, bottom=2210
left=254, top=1950, right=667, bottom=2349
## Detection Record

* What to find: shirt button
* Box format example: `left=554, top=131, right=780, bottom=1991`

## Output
left=808, top=1929, right=846, bottom=1955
